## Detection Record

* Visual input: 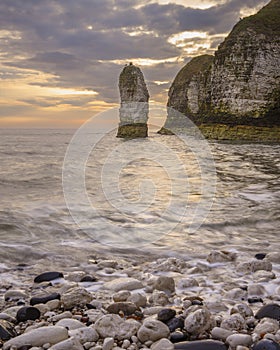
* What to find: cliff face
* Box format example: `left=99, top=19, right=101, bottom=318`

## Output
left=161, top=0, right=280, bottom=139
left=167, top=55, right=213, bottom=117
left=117, top=63, right=149, bottom=138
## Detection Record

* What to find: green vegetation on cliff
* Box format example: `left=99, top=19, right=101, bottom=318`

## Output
left=169, top=55, right=213, bottom=89
left=217, top=0, right=280, bottom=60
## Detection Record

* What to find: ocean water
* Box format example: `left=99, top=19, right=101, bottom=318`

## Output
left=0, top=128, right=280, bottom=267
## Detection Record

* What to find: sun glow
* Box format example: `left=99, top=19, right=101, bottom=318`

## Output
left=123, top=26, right=157, bottom=37
left=167, top=31, right=228, bottom=56
left=107, top=56, right=184, bottom=66
left=48, top=88, right=98, bottom=96
left=156, top=0, right=225, bottom=9
left=153, top=80, right=169, bottom=85
left=168, top=31, right=208, bottom=47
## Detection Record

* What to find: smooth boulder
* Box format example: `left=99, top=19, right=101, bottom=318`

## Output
left=3, top=326, right=68, bottom=350
left=174, top=340, right=227, bottom=349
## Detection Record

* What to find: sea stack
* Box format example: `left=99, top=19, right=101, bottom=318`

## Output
left=117, top=63, right=149, bottom=138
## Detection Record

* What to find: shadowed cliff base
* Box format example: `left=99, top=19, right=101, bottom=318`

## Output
left=158, top=124, right=280, bottom=142
left=199, top=124, right=280, bottom=142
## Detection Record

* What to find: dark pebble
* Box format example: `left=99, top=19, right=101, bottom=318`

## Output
left=167, top=317, right=185, bottom=332
left=86, top=303, right=97, bottom=310
left=16, top=263, right=28, bottom=271
left=80, top=275, right=97, bottom=282
left=157, top=308, right=176, bottom=323
left=0, top=320, right=17, bottom=340
left=192, top=299, right=203, bottom=305
left=170, top=331, right=188, bottom=343
left=30, top=292, right=61, bottom=306
left=255, top=253, right=266, bottom=260
left=252, top=339, right=280, bottom=350
left=34, top=271, right=63, bottom=283
left=16, top=306, right=41, bottom=322
left=17, top=263, right=28, bottom=267
left=174, top=340, right=227, bottom=349
left=248, top=297, right=263, bottom=304
left=255, top=304, right=280, bottom=321
left=81, top=316, right=89, bottom=323
left=134, top=310, right=144, bottom=320
left=106, top=302, right=138, bottom=316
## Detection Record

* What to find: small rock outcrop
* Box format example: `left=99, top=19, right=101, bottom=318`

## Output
left=117, top=63, right=149, bottom=138
left=159, top=0, right=280, bottom=141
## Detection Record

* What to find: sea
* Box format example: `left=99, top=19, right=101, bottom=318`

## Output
left=0, top=127, right=280, bottom=268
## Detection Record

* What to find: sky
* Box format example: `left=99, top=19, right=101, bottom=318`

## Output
left=0, top=0, right=270, bottom=128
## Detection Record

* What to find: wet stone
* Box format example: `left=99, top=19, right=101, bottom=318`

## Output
left=61, top=287, right=92, bottom=310
left=167, top=317, right=185, bottom=332
left=16, top=306, right=41, bottom=322
left=103, top=277, right=143, bottom=292
left=220, top=313, right=246, bottom=331
left=150, top=290, right=169, bottom=306
left=30, top=293, right=61, bottom=306
left=56, top=318, right=85, bottom=330
left=151, top=338, right=174, bottom=350
left=112, top=291, right=131, bottom=302
left=137, top=319, right=170, bottom=343
left=248, top=297, right=263, bottom=304
left=231, top=303, right=253, bottom=318
left=255, top=253, right=266, bottom=260
left=207, top=250, right=237, bottom=263
left=252, top=339, right=280, bottom=350
left=184, top=307, right=211, bottom=335
left=0, top=313, right=16, bottom=323
left=170, top=331, right=188, bottom=343
left=254, top=317, right=279, bottom=335
left=0, top=320, right=17, bottom=340
left=80, top=275, right=97, bottom=282
left=127, top=292, right=147, bottom=308
left=157, top=308, right=176, bottom=323
left=211, top=327, right=233, bottom=342
left=34, top=272, right=63, bottom=283
left=226, top=334, right=253, bottom=348
left=255, top=304, right=280, bottom=321
left=3, top=326, right=68, bottom=349
left=4, top=290, right=28, bottom=302
left=174, top=340, right=227, bottom=349
left=106, top=302, right=138, bottom=316
left=95, top=314, right=140, bottom=341
left=154, top=276, right=175, bottom=294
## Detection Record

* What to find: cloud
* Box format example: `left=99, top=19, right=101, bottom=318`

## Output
left=0, top=0, right=271, bottom=125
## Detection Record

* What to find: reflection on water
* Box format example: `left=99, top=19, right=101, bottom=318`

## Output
left=0, top=128, right=279, bottom=264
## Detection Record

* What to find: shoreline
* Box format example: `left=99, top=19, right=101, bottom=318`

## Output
left=1, top=249, right=280, bottom=349
left=158, top=124, right=280, bottom=142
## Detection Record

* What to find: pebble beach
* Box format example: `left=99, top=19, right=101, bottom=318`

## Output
left=1, top=249, right=280, bottom=350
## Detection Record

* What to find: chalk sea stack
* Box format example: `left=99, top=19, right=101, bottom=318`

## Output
left=159, top=0, right=280, bottom=141
left=117, top=63, right=149, bottom=138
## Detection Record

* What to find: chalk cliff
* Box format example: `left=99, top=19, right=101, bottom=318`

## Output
left=159, top=0, right=280, bottom=141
